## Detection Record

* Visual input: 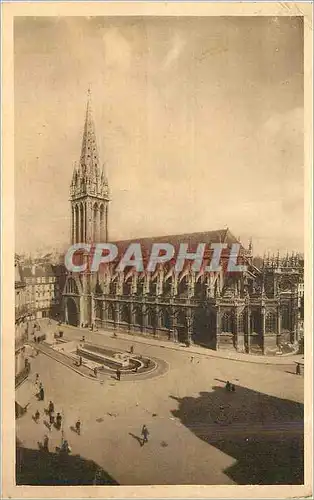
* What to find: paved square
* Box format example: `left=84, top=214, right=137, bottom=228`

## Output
left=16, top=327, right=304, bottom=485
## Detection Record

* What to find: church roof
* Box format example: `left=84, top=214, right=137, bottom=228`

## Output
left=112, top=228, right=242, bottom=255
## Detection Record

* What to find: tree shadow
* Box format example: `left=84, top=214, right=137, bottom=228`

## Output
left=170, top=384, right=303, bottom=485
left=16, top=443, right=118, bottom=485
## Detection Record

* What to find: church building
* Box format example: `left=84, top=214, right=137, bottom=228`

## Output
left=62, top=94, right=303, bottom=355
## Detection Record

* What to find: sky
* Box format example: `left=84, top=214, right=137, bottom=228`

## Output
left=14, top=16, right=304, bottom=256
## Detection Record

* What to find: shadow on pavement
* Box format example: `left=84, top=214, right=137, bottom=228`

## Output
left=170, top=384, right=304, bottom=485
left=16, top=442, right=119, bottom=485
left=129, top=432, right=143, bottom=446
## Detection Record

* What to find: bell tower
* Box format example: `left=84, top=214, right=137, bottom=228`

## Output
left=70, top=90, right=110, bottom=244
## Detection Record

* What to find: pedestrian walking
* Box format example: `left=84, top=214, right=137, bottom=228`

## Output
left=130, top=345, right=134, bottom=354
left=49, top=411, right=55, bottom=428
left=190, top=356, right=194, bottom=363
left=231, top=384, right=236, bottom=392
left=39, top=387, right=45, bottom=401
left=75, top=419, right=81, bottom=435
left=34, top=409, right=40, bottom=422
left=79, top=356, right=83, bottom=366
left=48, top=400, right=54, bottom=414
left=43, top=435, right=49, bottom=452
left=94, top=367, right=98, bottom=378
left=141, top=424, right=149, bottom=445
left=225, top=381, right=231, bottom=392
left=116, top=368, right=121, bottom=381
left=56, top=412, right=62, bottom=430
left=296, top=363, right=301, bottom=375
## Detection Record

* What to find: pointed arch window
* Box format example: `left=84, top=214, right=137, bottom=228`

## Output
left=147, top=309, right=156, bottom=327
left=251, top=311, right=261, bottom=334
left=265, top=312, right=276, bottom=333
left=221, top=311, right=234, bottom=333
left=177, top=310, right=186, bottom=326
left=65, top=278, right=79, bottom=295
left=177, top=277, right=188, bottom=297
left=238, top=312, right=244, bottom=333
left=161, top=309, right=171, bottom=329
left=107, top=303, right=115, bottom=321
left=121, top=305, right=130, bottom=324
left=281, top=305, right=291, bottom=330
left=134, top=307, right=142, bottom=326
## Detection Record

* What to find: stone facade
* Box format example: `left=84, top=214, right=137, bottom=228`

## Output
left=23, top=264, right=62, bottom=320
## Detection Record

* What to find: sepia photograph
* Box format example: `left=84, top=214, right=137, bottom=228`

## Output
left=2, top=2, right=312, bottom=498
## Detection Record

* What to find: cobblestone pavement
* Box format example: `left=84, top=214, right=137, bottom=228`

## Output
left=17, top=321, right=304, bottom=485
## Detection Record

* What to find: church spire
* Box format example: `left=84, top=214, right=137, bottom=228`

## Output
left=71, top=90, right=109, bottom=201
left=79, top=88, right=100, bottom=180
left=70, top=91, right=110, bottom=245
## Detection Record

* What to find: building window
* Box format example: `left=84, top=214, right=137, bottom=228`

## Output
left=281, top=305, right=291, bottom=330
left=161, top=309, right=171, bottom=329
left=177, top=277, right=188, bottom=297
left=121, top=305, right=130, bottom=323
left=238, top=312, right=244, bottom=333
left=265, top=312, right=276, bottom=333
left=221, top=312, right=234, bottom=333
left=147, top=309, right=156, bottom=327
left=109, top=280, right=116, bottom=295
left=134, top=308, right=142, bottom=325
left=251, top=311, right=262, bottom=334
left=177, top=310, right=186, bottom=327
left=107, top=303, right=114, bottom=321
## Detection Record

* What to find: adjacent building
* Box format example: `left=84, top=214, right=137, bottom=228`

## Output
left=23, top=264, right=63, bottom=320
left=15, top=258, right=30, bottom=386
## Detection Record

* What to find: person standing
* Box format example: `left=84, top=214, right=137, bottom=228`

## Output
left=39, top=386, right=45, bottom=401
left=130, top=345, right=134, bottom=354
left=141, top=425, right=149, bottom=446
left=56, top=412, right=62, bottom=430
left=61, top=439, right=71, bottom=454
left=48, top=401, right=54, bottom=414
left=34, top=409, right=40, bottom=423
left=116, top=368, right=121, bottom=381
left=49, top=411, right=55, bottom=429
left=43, top=435, right=49, bottom=452
left=75, top=419, right=81, bottom=435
